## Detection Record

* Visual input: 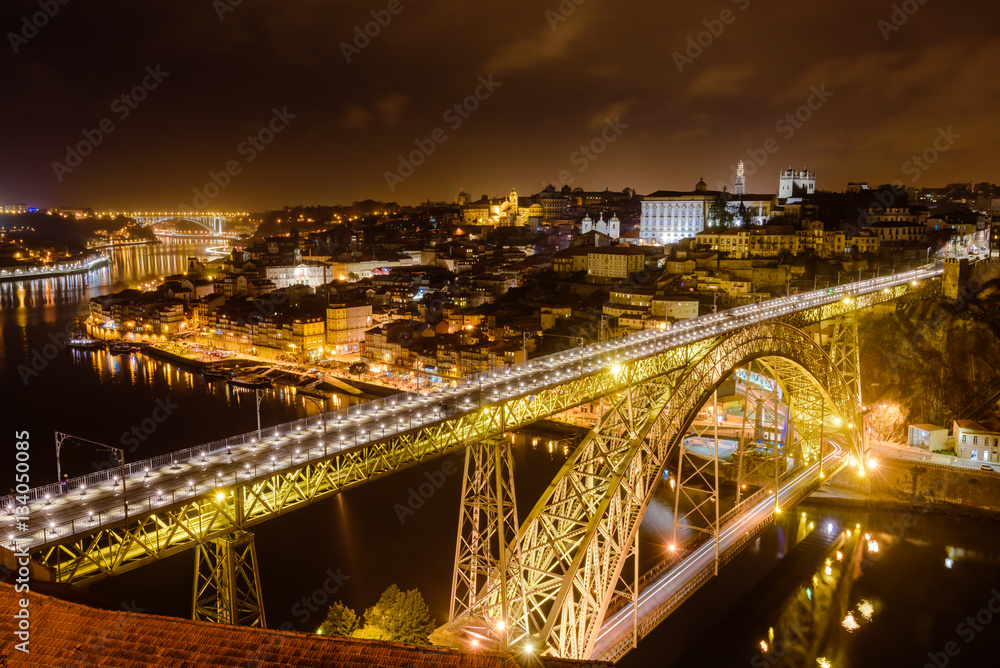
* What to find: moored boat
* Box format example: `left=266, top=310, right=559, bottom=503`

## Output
left=67, top=336, right=104, bottom=351
left=108, top=341, right=141, bottom=355
left=228, top=374, right=272, bottom=389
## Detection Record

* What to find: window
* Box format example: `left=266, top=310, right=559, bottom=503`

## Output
left=962, top=435, right=967, bottom=443
left=974, top=436, right=979, bottom=445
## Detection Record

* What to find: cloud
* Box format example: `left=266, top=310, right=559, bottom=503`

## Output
left=688, top=65, right=756, bottom=98
left=335, top=92, right=410, bottom=131
left=484, top=16, right=589, bottom=74
left=337, top=105, right=374, bottom=131
left=375, top=92, right=411, bottom=128
left=587, top=100, right=636, bottom=131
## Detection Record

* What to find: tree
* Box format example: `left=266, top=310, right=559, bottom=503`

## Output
left=354, top=584, right=436, bottom=645
left=349, top=361, right=369, bottom=375
left=735, top=201, right=752, bottom=227
left=708, top=188, right=735, bottom=228
left=319, top=602, right=359, bottom=637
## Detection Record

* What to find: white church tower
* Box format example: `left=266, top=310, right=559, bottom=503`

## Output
left=608, top=214, right=620, bottom=239
left=734, top=160, right=746, bottom=195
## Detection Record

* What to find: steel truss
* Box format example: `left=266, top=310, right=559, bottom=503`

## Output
left=828, top=313, right=862, bottom=401
left=29, top=280, right=912, bottom=589
left=35, top=335, right=697, bottom=586
left=192, top=530, right=265, bottom=628
left=448, top=431, right=527, bottom=650
left=451, top=321, right=864, bottom=660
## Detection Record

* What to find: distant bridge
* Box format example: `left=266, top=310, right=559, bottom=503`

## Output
left=124, top=211, right=246, bottom=235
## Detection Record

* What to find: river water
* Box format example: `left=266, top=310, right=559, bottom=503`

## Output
left=2, top=242, right=999, bottom=667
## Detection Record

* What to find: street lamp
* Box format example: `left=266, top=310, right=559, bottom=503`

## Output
left=55, top=432, right=128, bottom=526
left=301, top=394, right=328, bottom=444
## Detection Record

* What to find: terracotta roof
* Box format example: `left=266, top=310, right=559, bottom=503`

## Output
left=0, top=584, right=610, bottom=668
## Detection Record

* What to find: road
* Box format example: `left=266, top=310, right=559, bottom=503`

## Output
left=870, top=441, right=999, bottom=472
left=591, top=442, right=847, bottom=661
left=3, top=263, right=943, bottom=551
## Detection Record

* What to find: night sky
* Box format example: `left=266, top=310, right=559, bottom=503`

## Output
left=1, top=0, right=997, bottom=210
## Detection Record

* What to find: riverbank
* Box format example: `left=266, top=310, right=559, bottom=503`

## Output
left=86, top=240, right=160, bottom=250
left=809, top=464, right=1000, bottom=522
left=0, top=253, right=108, bottom=282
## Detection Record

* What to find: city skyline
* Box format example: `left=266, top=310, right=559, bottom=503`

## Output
left=1, top=0, right=997, bottom=210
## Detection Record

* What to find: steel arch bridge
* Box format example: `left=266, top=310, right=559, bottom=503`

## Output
left=446, top=321, right=864, bottom=660
left=131, top=213, right=231, bottom=234
left=6, top=265, right=942, bottom=651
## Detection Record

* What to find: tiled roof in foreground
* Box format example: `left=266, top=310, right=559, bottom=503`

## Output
left=0, top=584, right=611, bottom=667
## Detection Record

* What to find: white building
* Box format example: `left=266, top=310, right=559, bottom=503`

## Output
left=265, top=263, right=329, bottom=289
left=954, top=419, right=1000, bottom=463
left=778, top=166, right=816, bottom=199
left=640, top=180, right=776, bottom=245
left=581, top=212, right=620, bottom=239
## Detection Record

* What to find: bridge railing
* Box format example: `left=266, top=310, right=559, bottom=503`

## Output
left=3, top=390, right=422, bottom=510
left=2, top=263, right=942, bottom=525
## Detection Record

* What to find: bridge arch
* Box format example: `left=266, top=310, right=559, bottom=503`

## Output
left=496, top=321, right=863, bottom=659
left=135, top=215, right=224, bottom=234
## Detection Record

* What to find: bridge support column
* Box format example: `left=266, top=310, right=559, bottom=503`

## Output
left=447, top=433, right=526, bottom=650
left=670, top=385, right=722, bottom=557
left=193, top=531, right=266, bottom=628
left=829, top=313, right=862, bottom=402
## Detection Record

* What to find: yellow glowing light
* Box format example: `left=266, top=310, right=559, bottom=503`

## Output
left=857, top=599, right=874, bottom=622
left=818, top=658, right=832, bottom=668
left=215, top=491, right=225, bottom=502
left=760, top=640, right=769, bottom=652
left=842, top=612, right=860, bottom=632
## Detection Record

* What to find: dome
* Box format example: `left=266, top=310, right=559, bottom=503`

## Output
left=695, top=178, right=708, bottom=192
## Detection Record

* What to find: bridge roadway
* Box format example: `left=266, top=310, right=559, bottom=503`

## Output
left=3, top=264, right=941, bottom=565
left=591, top=442, right=848, bottom=662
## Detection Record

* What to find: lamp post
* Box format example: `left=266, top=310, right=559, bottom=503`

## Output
left=302, top=394, right=328, bottom=443
left=55, top=432, right=128, bottom=527
left=255, top=388, right=264, bottom=439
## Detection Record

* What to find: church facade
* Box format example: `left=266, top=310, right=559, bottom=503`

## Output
left=778, top=166, right=816, bottom=199
left=580, top=212, right=621, bottom=239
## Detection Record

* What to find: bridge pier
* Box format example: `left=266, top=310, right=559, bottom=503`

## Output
left=445, top=432, right=527, bottom=652
left=192, top=530, right=266, bottom=628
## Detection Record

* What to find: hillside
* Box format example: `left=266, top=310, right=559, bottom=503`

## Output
left=859, top=280, right=1000, bottom=428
